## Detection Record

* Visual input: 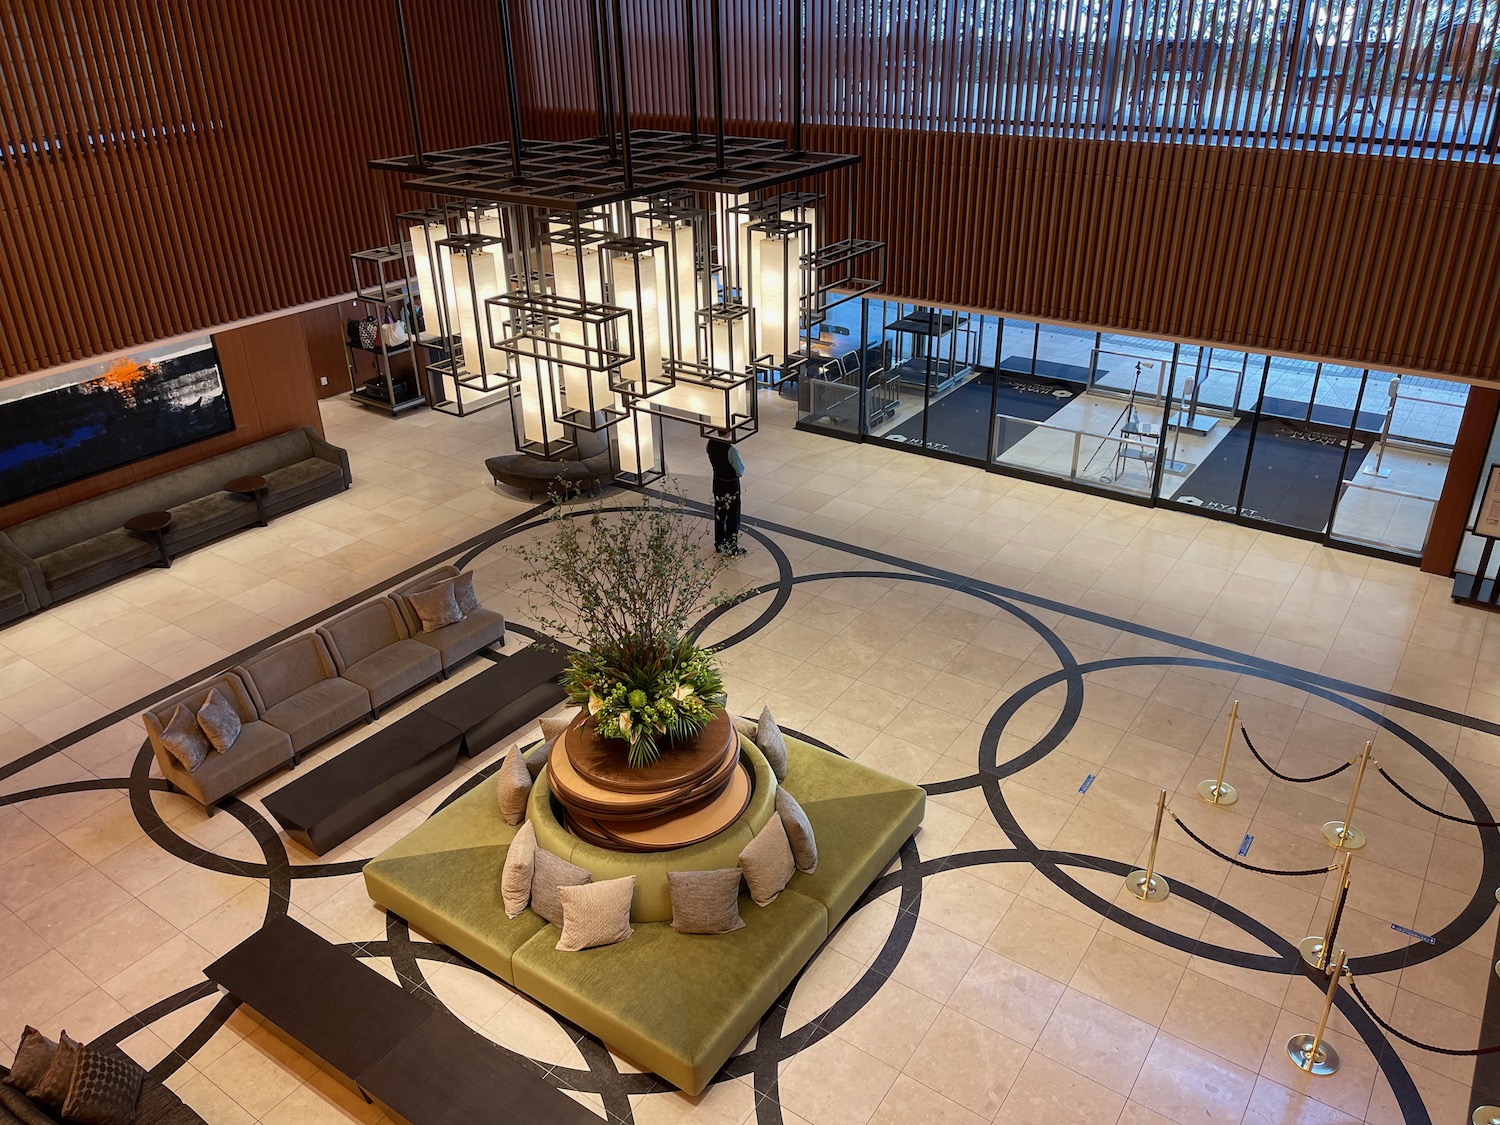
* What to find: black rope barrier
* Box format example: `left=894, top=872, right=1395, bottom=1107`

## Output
left=1167, top=812, right=1340, bottom=878
left=1346, top=974, right=1500, bottom=1056
left=1239, top=724, right=1352, bottom=784
left=1325, top=877, right=1350, bottom=956
left=1375, top=766, right=1500, bottom=829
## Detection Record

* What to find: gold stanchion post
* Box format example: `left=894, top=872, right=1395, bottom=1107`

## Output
left=1198, top=699, right=1239, bottom=806
left=1299, top=851, right=1352, bottom=969
left=1287, top=947, right=1347, bottom=1076
left=1322, top=741, right=1374, bottom=851
left=1126, top=789, right=1171, bottom=902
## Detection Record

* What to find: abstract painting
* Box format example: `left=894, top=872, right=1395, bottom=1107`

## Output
left=0, top=344, right=234, bottom=505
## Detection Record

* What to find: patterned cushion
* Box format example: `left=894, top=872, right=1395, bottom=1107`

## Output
left=451, top=571, right=481, bottom=615
left=667, top=868, right=746, bottom=935
left=556, top=876, right=635, bottom=951
left=502, top=821, right=536, bottom=919
left=160, top=705, right=210, bottom=771
left=775, top=788, right=818, bottom=874
left=406, top=583, right=462, bottom=632
left=3, top=1027, right=56, bottom=1091
left=25, top=1030, right=79, bottom=1113
left=530, top=847, right=591, bottom=927
left=494, top=746, right=532, bottom=826
left=61, top=1043, right=142, bottom=1125
left=738, top=813, right=794, bottom=906
left=194, top=688, right=242, bottom=752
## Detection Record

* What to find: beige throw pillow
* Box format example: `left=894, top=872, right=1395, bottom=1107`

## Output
left=195, top=688, right=242, bottom=752
left=667, top=868, right=746, bottom=935
left=775, top=788, right=817, bottom=873
left=739, top=813, right=795, bottom=906
left=531, top=848, right=591, bottom=926
left=755, top=707, right=789, bottom=781
left=161, top=705, right=210, bottom=771
left=556, top=876, right=635, bottom=951
left=501, top=821, right=536, bottom=918
left=495, top=746, right=532, bottom=826
left=407, top=582, right=462, bottom=632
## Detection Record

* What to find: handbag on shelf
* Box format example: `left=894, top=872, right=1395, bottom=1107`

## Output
left=379, top=305, right=408, bottom=348
left=348, top=316, right=379, bottom=350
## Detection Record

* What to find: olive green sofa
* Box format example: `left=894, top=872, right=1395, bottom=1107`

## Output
left=363, top=735, right=925, bottom=1095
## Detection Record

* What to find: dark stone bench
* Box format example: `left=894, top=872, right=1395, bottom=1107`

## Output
left=485, top=425, right=613, bottom=498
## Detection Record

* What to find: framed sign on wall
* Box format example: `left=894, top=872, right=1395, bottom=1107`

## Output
left=1474, top=462, right=1500, bottom=541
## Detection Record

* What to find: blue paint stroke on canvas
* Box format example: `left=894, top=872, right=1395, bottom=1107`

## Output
left=0, top=347, right=234, bottom=505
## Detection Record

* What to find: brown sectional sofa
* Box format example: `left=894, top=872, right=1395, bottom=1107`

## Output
left=0, top=1041, right=206, bottom=1125
left=144, top=567, right=506, bottom=812
left=317, top=599, right=444, bottom=714
left=390, top=565, right=506, bottom=670
left=233, top=634, right=373, bottom=755
left=143, top=672, right=296, bottom=812
left=0, top=427, right=350, bottom=611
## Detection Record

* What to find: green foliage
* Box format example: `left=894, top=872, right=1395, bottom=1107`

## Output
left=512, top=490, right=741, bottom=767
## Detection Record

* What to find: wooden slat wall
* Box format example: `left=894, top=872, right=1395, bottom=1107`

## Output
left=0, top=0, right=507, bottom=380
left=515, top=0, right=1500, bottom=384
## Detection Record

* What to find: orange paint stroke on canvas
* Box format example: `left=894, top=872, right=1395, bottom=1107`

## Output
left=84, top=358, right=159, bottom=405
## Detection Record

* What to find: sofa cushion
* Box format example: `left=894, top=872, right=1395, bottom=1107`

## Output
left=502, top=821, right=537, bottom=919
left=407, top=584, right=462, bottom=633
left=161, top=705, right=211, bottom=771
left=556, top=877, right=634, bottom=952
left=3, top=1028, right=56, bottom=1091
left=775, top=787, right=817, bottom=874
left=388, top=567, right=459, bottom=635
left=259, top=678, right=371, bottom=754
left=340, top=640, right=441, bottom=711
left=531, top=848, right=590, bottom=928
left=494, top=746, right=532, bottom=826
left=320, top=602, right=408, bottom=670
left=264, top=459, right=341, bottom=502
left=161, top=721, right=293, bottom=808
left=195, top=689, right=242, bottom=753
left=452, top=571, right=480, bottom=615
left=26, top=1032, right=79, bottom=1113
left=511, top=889, right=828, bottom=1095
left=738, top=813, right=794, bottom=907
left=667, top=868, right=745, bottom=935
left=0, top=1083, right=60, bottom=1125
left=166, top=491, right=247, bottom=534
left=236, top=635, right=338, bottom=712
left=61, top=1042, right=141, bottom=1125
left=409, top=607, right=505, bottom=670
left=36, top=531, right=156, bottom=585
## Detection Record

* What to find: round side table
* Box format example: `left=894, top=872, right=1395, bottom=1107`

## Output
left=224, top=474, right=269, bottom=526
left=124, top=511, right=173, bottom=568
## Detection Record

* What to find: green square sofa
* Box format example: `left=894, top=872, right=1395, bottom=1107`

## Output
left=363, top=734, right=925, bottom=1094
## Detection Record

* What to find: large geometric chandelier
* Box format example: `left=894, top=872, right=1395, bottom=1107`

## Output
left=360, top=0, right=884, bottom=485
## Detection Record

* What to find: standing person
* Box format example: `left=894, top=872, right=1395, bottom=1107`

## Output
left=706, top=435, right=746, bottom=556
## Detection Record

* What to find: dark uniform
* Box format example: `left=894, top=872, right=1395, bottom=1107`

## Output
left=706, top=437, right=745, bottom=555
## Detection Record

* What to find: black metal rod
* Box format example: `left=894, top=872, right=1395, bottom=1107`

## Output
left=496, top=0, right=525, bottom=178
left=709, top=0, right=725, bottom=169
left=685, top=0, right=700, bottom=143
left=587, top=0, right=616, bottom=156
left=790, top=0, right=803, bottom=153
left=392, top=0, right=425, bottom=164
left=610, top=0, right=633, bottom=187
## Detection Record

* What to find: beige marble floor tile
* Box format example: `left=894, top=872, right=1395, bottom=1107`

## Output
left=902, top=1008, right=1028, bottom=1119
left=1034, top=987, right=1156, bottom=1096
left=778, top=1034, right=898, bottom=1125
left=998, top=1051, right=1128, bottom=1125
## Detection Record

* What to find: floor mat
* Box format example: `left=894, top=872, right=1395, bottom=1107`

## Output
left=886, top=373, right=1079, bottom=457
left=1171, top=419, right=1370, bottom=530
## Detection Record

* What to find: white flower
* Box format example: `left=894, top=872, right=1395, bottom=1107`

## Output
left=672, top=683, right=695, bottom=702
left=588, top=693, right=604, bottom=715
left=618, top=712, right=634, bottom=736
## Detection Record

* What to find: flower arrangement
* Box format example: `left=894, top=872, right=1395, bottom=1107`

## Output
left=513, top=490, right=741, bottom=768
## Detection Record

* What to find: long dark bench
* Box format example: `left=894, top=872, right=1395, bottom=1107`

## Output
left=206, top=916, right=599, bottom=1125
left=0, top=427, right=350, bottom=610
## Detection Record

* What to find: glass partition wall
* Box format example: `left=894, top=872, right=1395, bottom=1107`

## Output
left=795, top=300, right=1467, bottom=561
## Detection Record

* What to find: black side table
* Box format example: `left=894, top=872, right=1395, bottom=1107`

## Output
left=225, top=474, right=269, bottom=526
left=124, top=511, right=173, bottom=568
